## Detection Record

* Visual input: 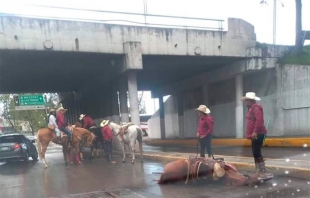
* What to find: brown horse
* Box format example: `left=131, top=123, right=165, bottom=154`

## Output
left=74, top=121, right=103, bottom=160
left=36, top=127, right=95, bottom=168
left=158, top=157, right=255, bottom=186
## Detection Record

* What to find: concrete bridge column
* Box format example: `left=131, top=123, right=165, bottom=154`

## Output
left=159, top=96, right=166, bottom=139
left=127, top=72, right=140, bottom=125
left=111, top=88, right=121, bottom=124
left=178, top=92, right=184, bottom=138
left=119, top=77, right=129, bottom=124
left=235, top=74, right=244, bottom=138
left=123, top=41, right=142, bottom=126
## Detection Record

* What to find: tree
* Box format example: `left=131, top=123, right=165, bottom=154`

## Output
left=0, top=93, right=60, bottom=135
left=260, top=0, right=303, bottom=53
left=126, top=91, right=147, bottom=114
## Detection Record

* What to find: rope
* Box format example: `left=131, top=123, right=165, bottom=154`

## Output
left=184, top=159, right=190, bottom=184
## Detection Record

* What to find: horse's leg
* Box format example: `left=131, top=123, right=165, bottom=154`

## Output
left=130, top=140, right=136, bottom=164
left=75, top=144, right=81, bottom=164
left=126, top=144, right=132, bottom=158
left=139, top=140, right=143, bottom=163
left=62, top=144, right=68, bottom=165
left=41, top=144, right=49, bottom=168
left=121, top=142, right=126, bottom=163
left=89, top=144, right=94, bottom=160
left=95, top=140, right=99, bottom=158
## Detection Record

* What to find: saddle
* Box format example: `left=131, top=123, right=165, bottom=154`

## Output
left=185, top=156, right=224, bottom=184
left=118, top=122, right=135, bottom=142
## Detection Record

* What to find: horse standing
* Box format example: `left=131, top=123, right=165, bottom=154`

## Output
left=36, top=127, right=95, bottom=168
left=74, top=122, right=103, bottom=160
left=108, top=122, right=143, bottom=164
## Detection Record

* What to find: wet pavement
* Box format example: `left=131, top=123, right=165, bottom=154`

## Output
left=143, top=145, right=310, bottom=161
left=0, top=145, right=310, bottom=198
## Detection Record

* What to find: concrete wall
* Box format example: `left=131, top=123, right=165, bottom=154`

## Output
left=148, top=110, right=161, bottom=139
left=148, top=65, right=310, bottom=139
left=0, top=16, right=255, bottom=56
left=164, top=96, right=179, bottom=138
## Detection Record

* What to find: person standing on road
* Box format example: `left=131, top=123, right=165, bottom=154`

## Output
left=56, top=107, right=72, bottom=143
left=196, top=105, right=214, bottom=158
left=241, top=92, right=273, bottom=180
left=100, top=120, right=116, bottom=164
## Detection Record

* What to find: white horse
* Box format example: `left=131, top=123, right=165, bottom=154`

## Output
left=108, top=122, right=143, bottom=164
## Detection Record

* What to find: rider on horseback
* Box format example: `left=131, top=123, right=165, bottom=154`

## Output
left=79, top=114, right=96, bottom=130
left=48, top=109, right=61, bottom=143
left=56, top=107, right=72, bottom=145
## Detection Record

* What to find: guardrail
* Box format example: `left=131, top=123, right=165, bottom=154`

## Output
left=0, top=4, right=224, bottom=31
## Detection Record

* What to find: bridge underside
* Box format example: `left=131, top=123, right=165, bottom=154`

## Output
left=0, top=50, right=241, bottom=93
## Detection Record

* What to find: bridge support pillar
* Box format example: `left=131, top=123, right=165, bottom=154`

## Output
left=177, top=92, right=184, bottom=138
left=119, top=77, right=129, bottom=124
left=127, top=72, right=140, bottom=125
left=111, top=89, right=121, bottom=124
left=159, top=96, right=166, bottom=139
left=235, top=74, right=244, bottom=138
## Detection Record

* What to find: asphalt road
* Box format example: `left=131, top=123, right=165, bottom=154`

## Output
left=0, top=146, right=309, bottom=198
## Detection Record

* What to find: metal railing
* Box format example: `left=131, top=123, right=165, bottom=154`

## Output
left=0, top=4, right=224, bottom=31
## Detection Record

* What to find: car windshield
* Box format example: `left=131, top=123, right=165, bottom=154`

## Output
left=0, top=136, right=23, bottom=143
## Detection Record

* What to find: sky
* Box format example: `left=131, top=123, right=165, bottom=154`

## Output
left=0, top=0, right=309, bottom=114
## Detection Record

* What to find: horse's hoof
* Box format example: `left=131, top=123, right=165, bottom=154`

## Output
left=141, top=160, right=144, bottom=163
left=122, top=160, right=126, bottom=163
left=77, top=161, right=82, bottom=164
left=132, top=161, right=135, bottom=164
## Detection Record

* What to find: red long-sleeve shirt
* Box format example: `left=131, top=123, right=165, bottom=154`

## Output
left=197, top=115, right=214, bottom=138
left=56, top=113, right=66, bottom=128
left=246, top=103, right=267, bottom=138
left=82, top=115, right=95, bottom=129
left=101, top=126, right=113, bottom=141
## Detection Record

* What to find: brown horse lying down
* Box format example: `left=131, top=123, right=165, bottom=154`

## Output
left=158, top=156, right=258, bottom=186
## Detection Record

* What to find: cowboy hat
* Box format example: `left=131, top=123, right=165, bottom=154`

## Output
left=79, top=114, right=85, bottom=120
left=241, top=92, right=261, bottom=101
left=213, top=162, right=225, bottom=180
left=49, top=108, right=56, bottom=113
left=56, top=107, right=67, bottom=112
left=196, top=105, right=211, bottom=114
left=100, top=120, right=110, bottom=127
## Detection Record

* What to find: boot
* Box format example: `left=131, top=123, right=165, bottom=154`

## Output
left=257, top=157, right=273, bottom=180
left=57, top=136, right=62, bottom=144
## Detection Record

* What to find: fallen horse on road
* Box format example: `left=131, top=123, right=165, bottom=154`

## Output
left=157, top=156, right=271, bottom=186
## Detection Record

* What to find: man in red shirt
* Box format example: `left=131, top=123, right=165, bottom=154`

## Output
left=242, top=92, right=273, bottom=180
left=56, top=107, right=72, bottom=142
left=100, top=120, right=116, bottom=164
left=196, top=105, right=214, bottom=158
left=79, top=114, right=96, bottom=130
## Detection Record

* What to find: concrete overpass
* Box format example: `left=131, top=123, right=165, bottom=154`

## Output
left=0, top=15, right=289, bottom=139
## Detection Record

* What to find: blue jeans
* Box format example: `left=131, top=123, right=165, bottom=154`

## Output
left=199, top=134, right=213, bottom=158
left=104, top=140, right=113, bottom=162
left=59, top=127, right=71, bottom=138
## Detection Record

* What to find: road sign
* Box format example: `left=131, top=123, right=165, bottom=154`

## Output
left=14, top=94, right=45, bottom=110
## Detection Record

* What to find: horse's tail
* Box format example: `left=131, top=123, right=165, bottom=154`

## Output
left=136, top=127, right=143, bottom=157
left=36, top=130, right=43, bottom=161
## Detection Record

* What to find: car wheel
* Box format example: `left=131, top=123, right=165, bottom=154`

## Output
left=32, top=151, right=38, bottom=161
left=23, top=152, right=29, bottom=163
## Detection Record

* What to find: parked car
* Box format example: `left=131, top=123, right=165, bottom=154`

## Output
left=0, top=134, right=38, bottom=162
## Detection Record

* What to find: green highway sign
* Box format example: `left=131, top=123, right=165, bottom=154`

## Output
left=15, top=94, right=45, bottom=110
left=18, top=95, right=44, bottom=106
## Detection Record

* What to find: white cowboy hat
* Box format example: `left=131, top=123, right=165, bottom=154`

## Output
left=196, top=105, right=211, bottom=114
left=56, top=107, right=67, bottom=112
left=49, top=108, right=56, bottom=113
left=213, top=162, right=225, bottom=180
left=241, top=92, right=261, bottom=101
left=100, top=120, right=110, bottom=127
left=79, top=114, right=85, bottom=120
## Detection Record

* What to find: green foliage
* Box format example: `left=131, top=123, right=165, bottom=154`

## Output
left=279, top=46, right=310, bottom=65
left=0, top=93, right=59, bottom=135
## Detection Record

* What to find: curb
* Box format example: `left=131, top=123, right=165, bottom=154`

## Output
left=114, top=151, right=310, bottom=181
left=144, top=138, right=310, bottom=147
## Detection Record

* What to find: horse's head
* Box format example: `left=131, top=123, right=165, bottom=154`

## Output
left=75, top=122, right=82, bottom=128
left=86, top=132, right=96, bottom=146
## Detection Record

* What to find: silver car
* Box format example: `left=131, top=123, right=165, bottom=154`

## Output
left=0, top=134, right=38, bottom=162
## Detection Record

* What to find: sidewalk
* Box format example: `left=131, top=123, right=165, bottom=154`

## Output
left=136, top=149, right=310, bottom=180
left=144, top=137, right=310, bottom=147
